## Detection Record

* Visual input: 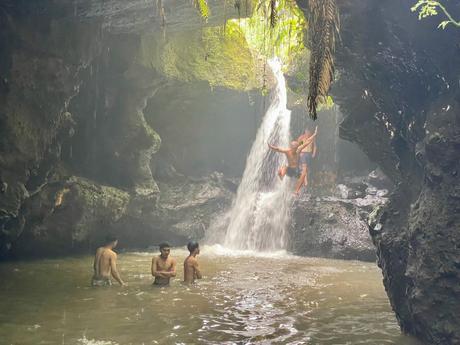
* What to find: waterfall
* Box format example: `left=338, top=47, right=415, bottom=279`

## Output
left=222, top=58, right=293, bottom=251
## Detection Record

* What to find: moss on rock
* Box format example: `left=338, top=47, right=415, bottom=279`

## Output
left=139, top=22, right=259, bottom=90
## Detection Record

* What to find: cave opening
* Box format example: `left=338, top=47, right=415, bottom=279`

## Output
left=0, top=1, right=459, bottom=344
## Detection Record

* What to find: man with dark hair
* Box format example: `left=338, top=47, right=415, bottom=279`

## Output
left=92, top=234, right=125, bottom=287
left=151, top=242, right=177, bottom=286
left=183, top=241, right=202, bottom=285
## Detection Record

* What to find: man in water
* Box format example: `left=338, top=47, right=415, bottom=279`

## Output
left=295, top=126, right=318, bottom=194
left=268, top=141, right=301, bottom=180
left=151, top=242, right=177, bottom=286
left=92, top=235, right=125, bottom=287
left=183, top=241, right=202, bottom=285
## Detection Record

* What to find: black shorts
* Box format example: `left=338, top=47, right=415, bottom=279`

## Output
left=299, top=152, right=313, bottom=167
left=286, top=166, right=299, bottom=177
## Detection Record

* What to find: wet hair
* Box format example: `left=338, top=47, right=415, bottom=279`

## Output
left=187, top=241, right=199, bottom=253
left=104, top=234, right=118, bottom=245
left=159, top=242, right=171, bottom=250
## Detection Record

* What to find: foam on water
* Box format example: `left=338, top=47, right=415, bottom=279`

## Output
left=77, top=336, right=119, bottom=345
left=203, top=244, right=292, bottom=258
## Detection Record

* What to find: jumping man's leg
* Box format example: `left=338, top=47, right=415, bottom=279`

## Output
left=304, top=165, right=309, bottom=188
left=278, top=166, right=287, bottom=180
left=294, top=165, right=307, bottom=195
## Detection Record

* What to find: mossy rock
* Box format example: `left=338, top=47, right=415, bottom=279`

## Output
left=139, top=22, right=259, bottom=91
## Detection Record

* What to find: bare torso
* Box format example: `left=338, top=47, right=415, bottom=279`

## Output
left=93, top=247, right=115, bottom=280
left=285, top=149, right=299, bottom=167
left=153, top=256, right=175, bottom=286
left=183, top=256, right=201, bottom=285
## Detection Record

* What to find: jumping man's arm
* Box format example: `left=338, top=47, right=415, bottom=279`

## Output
left=110, top=253, right=125, bottom=286
left=268, top=143, right=288, bottom=153
left=296, top=127, right=319, bottom=153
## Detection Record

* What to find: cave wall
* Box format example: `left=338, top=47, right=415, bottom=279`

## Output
left=296, top=0, right=460, bottom=343
left=145, top=83, right=264, bottom=177
left=0, top=0, right=254, bottom=258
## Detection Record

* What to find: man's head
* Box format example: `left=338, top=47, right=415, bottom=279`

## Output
left=290, top=141, right=299, bottom=149
left=159, top=242, right=171, bottom=258
left=187, top=241, right=200, bottom=255
left=104, top=234, right=118, bottom=248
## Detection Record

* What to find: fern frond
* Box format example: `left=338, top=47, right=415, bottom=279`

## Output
left=306, top=0, right=339, bottom=120
left=195, top=0, right=210, bottom=19
left=269, top=0, right=277, bottom=28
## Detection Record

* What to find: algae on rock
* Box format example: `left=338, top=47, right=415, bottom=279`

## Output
left=139, top=22, right=260, bottom=91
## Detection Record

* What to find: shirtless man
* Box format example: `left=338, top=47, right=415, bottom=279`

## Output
left=268, top=141, right=301, bottom=180
left=295, top=126, right=318, bottom=194
left=151, top=242, right=177, bottom=286
left=183, top=241, right=202, bottom=285
left=92, top=235, right=125, bottom=287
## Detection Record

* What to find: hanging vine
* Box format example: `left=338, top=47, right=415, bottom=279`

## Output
left=305, top=0, right=340, bottom=120
left=194, top=0, right=210, bottom=20
left=411, top=0, right=460, bottom=29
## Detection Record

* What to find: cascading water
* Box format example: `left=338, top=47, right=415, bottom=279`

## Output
left=222, top=58, right=293, bottom=251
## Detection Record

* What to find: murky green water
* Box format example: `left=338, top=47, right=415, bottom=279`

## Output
left=0, top=247, right=420, bottom=345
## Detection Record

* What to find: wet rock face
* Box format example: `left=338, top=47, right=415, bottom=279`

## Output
left=0, top=0, right=251, bottom=258
left=299, top=0, right=460, bottom=343
left=289, top=173, right=389, bottom=262
left=0, top=10, right=104, bottom=257
left=289, top=197, right=375, bottom=261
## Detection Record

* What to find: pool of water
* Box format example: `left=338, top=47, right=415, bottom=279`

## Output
left=0, top=246, right=420, bottom=344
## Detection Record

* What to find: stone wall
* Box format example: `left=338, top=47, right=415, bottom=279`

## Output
left=0, top=0, right=254, bottom=258
left=296, top=0, right=460, bottom=343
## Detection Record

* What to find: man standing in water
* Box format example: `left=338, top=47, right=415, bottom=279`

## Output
left=183, top=241, right=202, bottom=285
left=151, top=242, right=177, bottom=286
left=295, top=126, right=318, bottom=195
left=92, top=235, right=125, bottom=287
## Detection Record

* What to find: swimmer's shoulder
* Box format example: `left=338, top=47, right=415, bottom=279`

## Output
left=184, top=255, right=194, bottom=265
left=102, top=248, right=117, bottom=259
left=95, top=247, right=104, bottom=256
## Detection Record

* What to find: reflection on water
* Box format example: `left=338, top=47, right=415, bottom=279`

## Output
left=0, top=246, right=420, bottom=344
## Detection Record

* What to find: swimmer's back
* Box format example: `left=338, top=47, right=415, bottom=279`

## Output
left=183, top=256, right=201, bottom=284
left=95, top=247, right=115, bottom=278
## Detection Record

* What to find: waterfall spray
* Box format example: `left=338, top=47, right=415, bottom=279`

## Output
left=222, top=58, right=293, bottom=251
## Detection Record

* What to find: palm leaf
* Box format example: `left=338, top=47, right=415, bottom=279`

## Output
left=269, top=0, right=277, bottom=28
left=306, top=0, right=340, bottom=120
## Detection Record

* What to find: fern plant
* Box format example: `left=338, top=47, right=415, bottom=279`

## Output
left=411, top=0, right=460, bottom=29
left=195, top=0, right=210, bottom=20
left=305, top=0, right=340, bottom=120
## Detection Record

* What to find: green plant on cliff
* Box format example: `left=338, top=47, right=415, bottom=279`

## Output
left=411, top=0, right=460, bottom=29
left=195, top=0, right=210, bottom=20
left=305, top=0, right=339, bottom=120
left=234, top=0, right=306, bottom=67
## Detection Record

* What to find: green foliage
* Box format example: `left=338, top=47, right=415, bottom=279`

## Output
left=139, top=22, right=258, bottom=90
left=411, top=1, right=460, bottom=29
left=316, top=95, right=334, bottom=112
left=232, top=0, right=307, bottom=66
left=195, top=0, right=210, bottom=20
